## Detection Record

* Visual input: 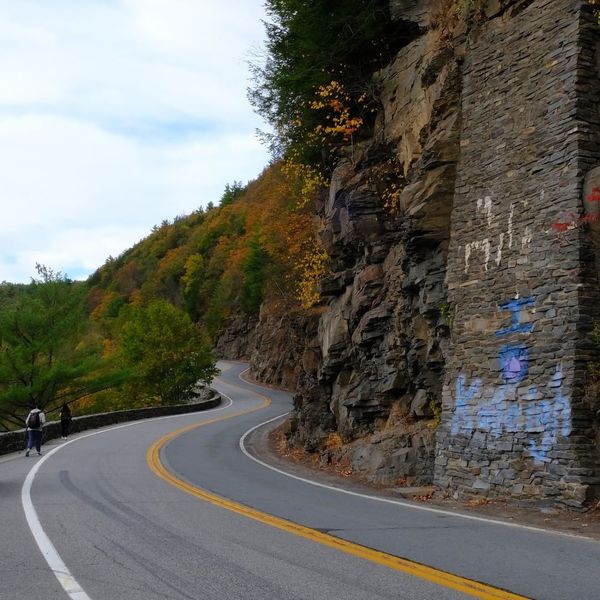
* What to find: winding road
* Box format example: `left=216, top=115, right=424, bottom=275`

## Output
left=1, top=361, right=599, bottom=600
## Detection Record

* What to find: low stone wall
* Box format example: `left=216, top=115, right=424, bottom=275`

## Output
left=0, top=391, right=221, bottom=456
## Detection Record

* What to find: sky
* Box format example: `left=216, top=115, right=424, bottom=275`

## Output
left=0, top=0, right=271, bottom=283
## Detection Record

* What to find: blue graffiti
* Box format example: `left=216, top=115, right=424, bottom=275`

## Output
left=527, top=368, right=571, bottom=462
left=495, top=296, right=534, bottom=337
left=451, top=366, right=571, bottom=464
left=450, top=295, right=571, bottom=464
left=450, top=375, right=482, bottom=436
left=498, top=344, right=529, bottom=383
left=476, top=385, right=506, bottom=435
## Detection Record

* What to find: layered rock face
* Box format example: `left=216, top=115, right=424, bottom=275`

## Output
left=215, top=309, right=318, bottom=391
left=285, top=21, right=462, bottom=485
left=223, top=0, right=600, bottom=506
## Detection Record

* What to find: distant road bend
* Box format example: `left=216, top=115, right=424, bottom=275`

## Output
left=3, top=360, right=600, bottom=599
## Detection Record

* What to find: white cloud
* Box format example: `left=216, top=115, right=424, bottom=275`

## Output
left=0, top=0, right=270, bottom=283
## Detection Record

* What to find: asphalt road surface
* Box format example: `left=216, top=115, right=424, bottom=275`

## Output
left=1, top=360, right=600, bottom=600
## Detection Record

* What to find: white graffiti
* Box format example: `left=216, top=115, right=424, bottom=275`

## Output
left=464, top=238, right=491, bottom=273
left=464, top=196, right=532, bottom=274
left=477, top=195, right=494, bottom=227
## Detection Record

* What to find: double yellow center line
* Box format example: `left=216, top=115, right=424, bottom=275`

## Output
left=147, top=389, right=529, bottom=600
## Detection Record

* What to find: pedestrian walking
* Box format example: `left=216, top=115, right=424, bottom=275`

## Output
left=25, top=406, right=46, bottom=456
left=60, top=403, right=72, bottom=439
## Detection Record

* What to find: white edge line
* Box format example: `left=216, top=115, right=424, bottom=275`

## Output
left=22, top=446, right=92, bottom=600
left=228, top=361, right=600, bottom=543
left=20, top=396, right=233, bottom=600
left=238, top=413, right=598, bottom=544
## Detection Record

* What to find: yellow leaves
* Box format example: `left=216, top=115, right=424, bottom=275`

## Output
left=590, top=0, right=600, bottom=23
left=305, top=80, right=366, bottom=146
left=281, top=159, right=327, bottom=209
left=317, top=80, right=341, bottom=96
left=298, top=80, right=369, bottom=154
left=181, top=254, right=204, bottom=297
left=366, top=155, right=405, bottom=215
left=382, top=181, right=402, bottom=213
left=102, top=337, right=119, bottom=358
left=129, top=289, right=143, bottom=306
left=296, top=241, right=329, bottom=309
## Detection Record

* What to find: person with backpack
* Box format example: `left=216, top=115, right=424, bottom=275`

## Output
left=60, top=403, right=72, bottom=439
left=25, top=406, right=46, bottom=456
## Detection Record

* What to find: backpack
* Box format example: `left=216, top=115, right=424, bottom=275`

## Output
left=27, top=411, right=40, bottom=429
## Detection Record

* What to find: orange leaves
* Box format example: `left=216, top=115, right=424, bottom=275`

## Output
left=227, top=245, right=251, bottom=273
left=115, top=260, right=142, bottom=297
left=305, top=80, right=366, bottom=148
left=90, top=161, right=326, bottom=329
left=90, top=290, right=122, bottom=321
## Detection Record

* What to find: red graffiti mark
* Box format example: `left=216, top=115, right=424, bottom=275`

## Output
left=553, top=212, right=599, bottom=231
left=587, top=194, right=600, bottom=202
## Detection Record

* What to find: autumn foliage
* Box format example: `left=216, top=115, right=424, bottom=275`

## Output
left=89, top=163, right=327, bottom=339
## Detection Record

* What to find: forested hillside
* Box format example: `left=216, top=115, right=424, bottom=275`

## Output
left=87, top=164, right=323, bottom=336
left=0, top=162, right=324, bottom=430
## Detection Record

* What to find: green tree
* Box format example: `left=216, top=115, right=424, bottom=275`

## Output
left=181, top=253, right=205, bottom=318
left=249, top=0, right=417, bottom=167
left=219, top=181, right=246, bottom=207
left=120, top=300, right=217, bottom=404
left=0, top=266, right=120, bottom=430
left=203, top=273, right=238, bottom=337
left=241, top=241, right=270, bottom=314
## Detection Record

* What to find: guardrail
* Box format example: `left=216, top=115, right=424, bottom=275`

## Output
left=0, top=390, right=221, bottom=456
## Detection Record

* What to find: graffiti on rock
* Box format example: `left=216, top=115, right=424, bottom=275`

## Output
left=462, top=196, right=532, bottom=274
left=552, top=188, right=600, bottom=231
left=451, top=297, right=571, bottom=463
left=496, top=297, right=534, bottom=337
left=552, top=212, right=598, bottom=232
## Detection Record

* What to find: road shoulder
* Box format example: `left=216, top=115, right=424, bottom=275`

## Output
left=244, top=412, right=600, bottom=541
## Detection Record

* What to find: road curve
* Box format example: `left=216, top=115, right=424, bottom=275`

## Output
left=0, top=360, right=597, bottom=599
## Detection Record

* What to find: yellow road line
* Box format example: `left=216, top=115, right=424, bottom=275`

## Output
left=147, top=386, right=529, bottom=600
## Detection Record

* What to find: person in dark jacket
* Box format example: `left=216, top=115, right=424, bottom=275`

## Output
left=25, top=407, right=46, bottom=456
left=60, top=403, right=72, bottom=439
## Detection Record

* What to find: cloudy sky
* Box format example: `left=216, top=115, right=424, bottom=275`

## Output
left=0, top=0, right=270, bottom=283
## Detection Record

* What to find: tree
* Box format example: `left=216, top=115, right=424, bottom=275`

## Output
left=0, top=266, right=120, bottom=430
left=219, top=181, right=246, bottom=207
left=120, top=300, right=218, bottom=404
left=181, top=254, right=205, bottom=318
left=248, top=0, right=418, bottom=168
left=241, top=241, right=270, bottom=314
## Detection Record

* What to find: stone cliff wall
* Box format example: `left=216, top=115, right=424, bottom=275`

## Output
left=285, top=20, right=462, bottom=486
left=215, top=308, right=319, bottom=391
left=225, top=0, right=600, bottom=506
left=435, top=0, right=600, bottom=508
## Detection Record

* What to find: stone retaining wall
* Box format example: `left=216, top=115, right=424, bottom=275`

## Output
left=435, top=0, right=600, bottom=508
left=0, top=391, right=221, bottom=456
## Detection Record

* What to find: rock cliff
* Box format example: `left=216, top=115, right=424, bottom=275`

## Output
left=219, top=0, right=600, bottom=507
